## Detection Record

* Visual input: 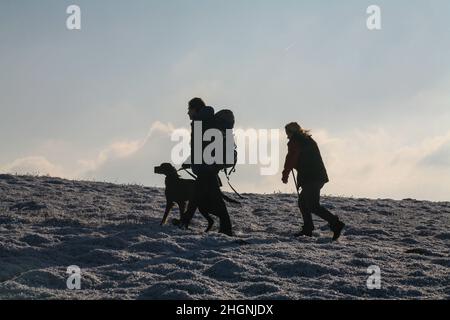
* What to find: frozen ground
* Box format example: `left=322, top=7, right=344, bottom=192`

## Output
left=0, top=174, right=448, bottom=300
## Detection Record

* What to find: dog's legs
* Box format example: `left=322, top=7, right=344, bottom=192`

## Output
left=198, top=207, right=214, bottom=233
left=177, top=201, right=186, bottom=221
left=161, top=201, right=174, bottom=225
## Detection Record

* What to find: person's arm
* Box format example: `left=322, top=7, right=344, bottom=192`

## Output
left=282, top=140, right=300, bottom=183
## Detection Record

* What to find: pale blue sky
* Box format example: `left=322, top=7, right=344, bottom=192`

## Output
left=1, top=0, right=450, bottom=200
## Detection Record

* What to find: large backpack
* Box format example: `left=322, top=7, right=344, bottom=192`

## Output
left=213, top=109, right=237, bottom=173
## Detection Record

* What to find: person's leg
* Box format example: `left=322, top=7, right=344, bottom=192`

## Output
left=207, top=174, right=232, bottom=236
left=216, top=201, right=232, bottom=236
left=309, top=183, right=339, bottom=226
left=314, top=206, right=339, bottom=226
left=298, top=186, right=315, bottom=232
left=309, top=183, right=345, bottom=240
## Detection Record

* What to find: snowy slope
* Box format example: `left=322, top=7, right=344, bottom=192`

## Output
left=0, top=174, right=448, bottom=300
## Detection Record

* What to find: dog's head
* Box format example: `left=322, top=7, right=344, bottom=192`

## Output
left=154, top=163, right=179, bottom=177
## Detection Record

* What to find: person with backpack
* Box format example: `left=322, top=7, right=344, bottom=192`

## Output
left=179, top=98, right=234, bottom=236
left=282, top=122, right=345, bottom=241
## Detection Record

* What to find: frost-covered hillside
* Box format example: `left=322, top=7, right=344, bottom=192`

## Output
left=0, top=174, right=448, bottom=299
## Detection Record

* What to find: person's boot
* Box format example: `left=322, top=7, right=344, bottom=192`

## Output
left=219, top=229, right=233, bottom=237
left=218, top=212, right=232, bottom=236
left=331, top=220, right=345, bottom=241
left=294, top=227, right=313, bottom=238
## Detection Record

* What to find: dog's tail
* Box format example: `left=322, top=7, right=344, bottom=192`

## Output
left=221, top=193, right=241, bottom=205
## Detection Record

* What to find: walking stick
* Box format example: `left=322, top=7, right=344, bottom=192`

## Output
left=291, top=170, right=302, bottom=212
left=291, top=170, right=300, bottom=197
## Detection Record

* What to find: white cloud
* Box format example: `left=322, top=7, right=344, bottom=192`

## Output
left=1, top=123, right=449, bottom=201
left=77, top=121, right=177, bottom=173
left=225, top=127, right=450, bottom=201
left=315, top=128, right=450, bottom=201
left=0, top=121, right=178, bottom=180
left=0, top=156, right=68, bottom=178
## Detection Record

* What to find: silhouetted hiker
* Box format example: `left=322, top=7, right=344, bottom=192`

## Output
left=179, top=98, right=233, bottom=236
left=282, top=122, right=345, bottom=240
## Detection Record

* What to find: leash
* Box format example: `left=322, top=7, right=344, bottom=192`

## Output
left=179, top=167, right=245, bottom=200
left=179, top=167, right=197, bottom=179
left=224, top=167, right=246, bottom=200
left=224, top=172, right=246, bottom=200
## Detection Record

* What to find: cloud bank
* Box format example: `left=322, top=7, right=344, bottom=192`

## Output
left=1, top=122, right=449, bottom=201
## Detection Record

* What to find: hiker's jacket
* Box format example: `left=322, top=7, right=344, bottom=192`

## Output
left=190, top=106, right=216, bottom=176
left=282, top=132, right=329, bottom=187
